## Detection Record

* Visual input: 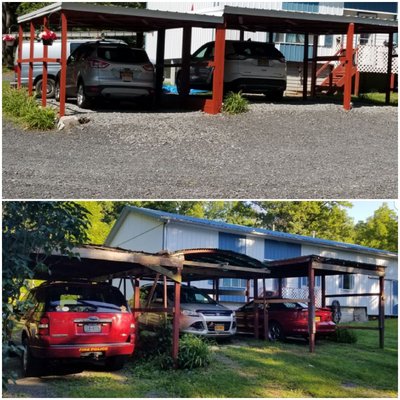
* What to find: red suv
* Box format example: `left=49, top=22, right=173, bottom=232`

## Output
left=19, top=281, right=135, bottom=376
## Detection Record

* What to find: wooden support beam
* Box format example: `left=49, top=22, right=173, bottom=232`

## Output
left=325, top=292, right=380, bottom=298
left=133, top=278, right=140, bottom=319
left=385, top=32, right=394, bottom=105
left=41, top=16, right=48, bottom=107
left=321, top=275, right=326, bottom=307
left=310, top=34, right=318, bottom=98
left=183, top=260, right=270, bottom=276
left=204, top=25, right=226, bottom=114
left=59, top=12, right=68, bottom=117
left=172, top=278, right=182, bottom=367
left=215, top=278, right=220, bottom=302
left=246, top=279, right=250, bottom=302
left=308, top=261, right=316, bottom=353
left=155, top=28, right=166, bottom=103
left=262, top=279, right=268, bottom=340
left=343, top=23, right=354, bottom=110
left=302, top=33, right=309, bottom=100
left=17, top=25, right=23, bottom=88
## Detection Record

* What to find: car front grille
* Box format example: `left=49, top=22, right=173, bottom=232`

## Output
left=198, top=310, right=232, bottom=316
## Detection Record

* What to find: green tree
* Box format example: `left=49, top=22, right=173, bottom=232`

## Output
left=253, top=201, right=355, bottom=242
left=355, top=203, right=398, bottom=252
left=2, top=201, right=90, bottom=389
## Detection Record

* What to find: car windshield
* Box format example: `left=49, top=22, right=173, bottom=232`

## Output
left=231, top=42, right=284, bottom=59
left=97, top=46, right=150, bottom=63
left=44, top=284, right=128, bottom=312
left=167, top=286, right=217, bottom=305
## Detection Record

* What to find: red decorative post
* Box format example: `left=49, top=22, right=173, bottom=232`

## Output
left=59, top=12, right=68, bottom=117
left=41, top=16, right=48, bottom=107
left=343, top=23, right=354, bottom=111
left=204, top=25, right=226, bottom=114
left=28, top=22, right=35, bottom=96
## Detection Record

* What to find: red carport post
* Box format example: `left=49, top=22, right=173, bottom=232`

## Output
left=308, top=261, right=316, bottom=353
left=172, top=279, right=182, bottom=367
left=28, top=22, right=35, bottom=96
left=378, top=276, right=385, bottom=349
left=385, top=32, right=394, bottom=105
left=41, top=17, right=48, bottom=107
left=310, top=34, right=318, bottom=98
left=302, top=32, right=309, bottom=100
left=59, top=12, right=68, bottom=117
left=17, top=24, right=23, bottom=88
left=133, top=278, right=140, bottom=319
left=343, top=23, right=354, bottom=111
left=204, top=25, right=226, bottom=114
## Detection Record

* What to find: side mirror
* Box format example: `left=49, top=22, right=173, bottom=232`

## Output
left=67, top=55, right=74, bottom=65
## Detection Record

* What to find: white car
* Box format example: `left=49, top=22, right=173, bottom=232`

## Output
left=139, top=284, right=237, bottom=338
left=176, top=40, right=287, bottom=99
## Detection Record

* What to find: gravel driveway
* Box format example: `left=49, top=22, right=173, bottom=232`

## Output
left=2, top=98, right=397, bottom=199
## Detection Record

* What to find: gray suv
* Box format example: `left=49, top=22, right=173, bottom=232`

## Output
left=55, top=40, right=155, bottom=108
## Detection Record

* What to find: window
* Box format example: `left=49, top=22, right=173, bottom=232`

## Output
left=340, top=275, right=355, bottom=290
left=299, top=276, right=321, bottom=287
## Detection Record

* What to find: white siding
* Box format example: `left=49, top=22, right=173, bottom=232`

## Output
left=165, top=222, right=219, bottom=251
left=245, top=236, right=265, bottom=261
left=107, top=213, right=164, bottom=253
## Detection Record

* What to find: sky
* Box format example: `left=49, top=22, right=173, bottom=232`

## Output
left=347, top=200, right=398, bottom=223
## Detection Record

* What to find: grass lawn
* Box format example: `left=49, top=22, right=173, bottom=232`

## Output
left=46, top=319, right=397, bottom=398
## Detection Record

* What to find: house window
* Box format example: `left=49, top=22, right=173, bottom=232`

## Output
left=299, top=276, right=321, bottom=288
left=340, top=275, right=355, bottom=290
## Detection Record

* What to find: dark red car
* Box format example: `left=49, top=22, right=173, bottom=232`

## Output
left=19, top=281, right=135, bottom=376
left=236, top=300, right=336, bottom=341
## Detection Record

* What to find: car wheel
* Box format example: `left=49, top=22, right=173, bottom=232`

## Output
left=268, top=321, right=284, bottom=341
left=105, top=356, right=126, bottom=371
left=35, top=78, right=56, bottom=98
left=77, top=82, right=91, bottom=109
left=176, top=72, right=190, bottom=96
left=264, top=89, right=284, bottom=101
left=54, top=79, right=64, bottom=102
left=22, top=338, right=44, bottom=377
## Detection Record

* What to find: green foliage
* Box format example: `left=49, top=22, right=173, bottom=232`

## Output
left=222, top=91, right=249, bottom=115
left=355, top=203, right=398, bottom=252
left=2, top=201, right=90, bottom=389
left=331, top=328, right=358, bottom=344
left=177, top=334, right=212, bottom=369
left=3, top=85, right=57, bottom=130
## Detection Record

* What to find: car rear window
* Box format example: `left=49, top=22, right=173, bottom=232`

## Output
left=44, top=284, right=128, bottom=312
left=230, top=42, right=285, bottom=60
left=97, top=46, right=150, bottom=63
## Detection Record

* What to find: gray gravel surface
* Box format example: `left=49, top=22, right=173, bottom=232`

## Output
left=2, top=99, right=397, bottom=199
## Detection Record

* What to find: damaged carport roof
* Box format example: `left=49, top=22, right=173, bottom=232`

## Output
left=17, top=2, right=223, bottom=30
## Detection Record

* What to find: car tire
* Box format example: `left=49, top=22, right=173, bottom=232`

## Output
left=105, top=356, right=126, bottom=371
left=176, top=72, right=190, bottom=96
left=22, top=338, right=44, bottom=377
left=77, top=82, right=91, bottom=109
left=268, top=321, right=284, bottom=341
left=54, top=79, right=64, bottom=103
left=35, top=78, right=56, bottom=98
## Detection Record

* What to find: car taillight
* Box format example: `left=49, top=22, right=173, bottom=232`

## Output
left=142, top=63, right=154, bottom=72
left=130, top=323, right=136, bottom=331
left=88, top=58, right=110, bottom=68
left=38, top=317, right=50, bottom=335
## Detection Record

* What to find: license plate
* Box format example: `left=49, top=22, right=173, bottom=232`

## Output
left=214, top=324, right=225, bottom=332
left=84, top=323, right=101, bottom=333
left=120, top=70, right=133, bottom=82
left=315, top=316, right=321, bottom=322
left=258, top=58, right=269, bottom=66
left=79, top=346, right=108, bottom=352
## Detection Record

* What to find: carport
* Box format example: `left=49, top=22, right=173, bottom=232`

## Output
left=32, top=245, right=271, bottom=364
left=31, top=245, right=386, bottom=360
left=16, top=3, right=397, bottom=116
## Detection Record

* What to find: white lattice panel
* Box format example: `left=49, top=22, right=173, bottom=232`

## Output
left=358, top=45, right=398, bottom=74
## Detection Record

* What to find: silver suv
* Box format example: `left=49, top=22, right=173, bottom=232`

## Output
left=139, top=284, right=237, bottom=338
left=56, top=40, right=155, bottom=108
left=176, top=40, right=287, bottom=99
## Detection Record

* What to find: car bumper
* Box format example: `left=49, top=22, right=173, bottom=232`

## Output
left=228, top=78, right=287, bottom=93
left=84, top=85, right=155, bottom=99
left=31, top=342, right=134, bottom=359
left=181, top=315, right=237, bottom=337
left=291, top=321, right=336, bottom=335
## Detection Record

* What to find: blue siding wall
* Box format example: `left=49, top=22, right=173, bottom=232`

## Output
left=264, top=239, right=301, bottom=260
left=283, top=2, right=319, bottom=13
left=219, top=232, right=247, bottom=301
left=344, top=2, right=397, bottom=13
left=218, top=232, right=246, bottom=253
left=279, top=44, right=313, bottom=62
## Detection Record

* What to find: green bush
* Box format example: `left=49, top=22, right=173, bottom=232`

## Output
left=331, top=328, right=358, bottom=344
left=222, top=91, right=249, bottom=115
left=2, top=85, right=56, bottom=130
left=136, top=318, right=172, bottom=358
left=177, top=334, right=211, bottom=369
